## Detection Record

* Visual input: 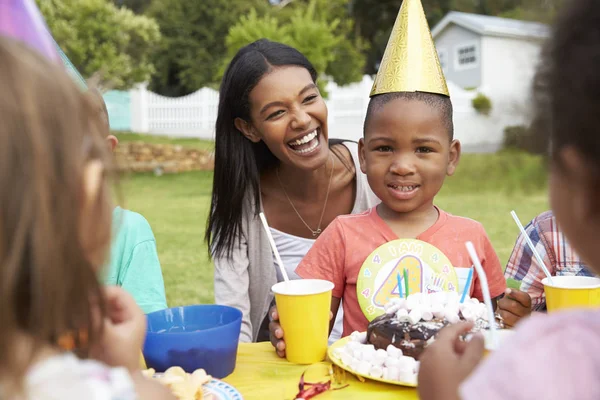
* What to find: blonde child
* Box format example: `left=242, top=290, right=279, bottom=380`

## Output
left=0, top=37, right=174, bottom=399
left=418, top=0, right=600, bottom=398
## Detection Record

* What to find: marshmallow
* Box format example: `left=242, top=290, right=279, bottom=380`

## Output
left=350, top=358, right=361, bottom=372
left=361, top=347, right=377, bottom=363
left=369, top=365, right=384, bottom=379
left=421, top=293, right=432, bottom=308
left=346, top=341, right=361, bottom=352
left=421, top=308, right=434, bottom=321
left=399, top=371, right=417, bottom=385
left=408, top=308, right=422, bottom=324
left=395, top=308, right=409, bottom=322
left=432, top=305, right=445, bottom=319
left=414, top=361, right=420, bottom=374
left=385, top=357, right=401, bottom=368
left=352, top=347, right=363, bottom=361
left=384, top=366, right=400, bottom=381
left=357, top=360, right=371, bottom=376
left=385, top=304, right=401, bottom=315
left=341, top=352, right=353, bottom=366
left=461, top=307, right=476, bottom=322
left=372, top=350, right=387, bottom=367
left=406, top=293, right=422, bottom=310
left=444, top=309, right=460, bottom=324
left=430, top=291, right=447, bottom=307
left=446, top=291, right=460, bottom=305
left=386, top=344, right=403, bottom=358
left=399, top=355, right=417, bottom=370
left=445, top=303, right=460, bottom=315
left=355, top=332, right=368, bottom=343
left=469, top=297, right=480, bottom=305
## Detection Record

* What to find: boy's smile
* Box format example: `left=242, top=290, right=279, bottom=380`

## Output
left=359, top=97, right=460, bottom=218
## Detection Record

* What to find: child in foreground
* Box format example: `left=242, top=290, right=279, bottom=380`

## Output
left=269, top=0, right=505, bottom=356
left=90, top=89, right=168, bottom=315
left=0, top=37, right=174, bottom=399
left=418, top=0, right=600, bottom=398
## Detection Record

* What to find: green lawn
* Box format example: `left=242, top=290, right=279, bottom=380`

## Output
left=118, top=150, right=549, bottom=308
left=114, top=131, right=215, bottom=151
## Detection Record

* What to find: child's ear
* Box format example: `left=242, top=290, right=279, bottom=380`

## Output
left=106, top=135, right=118, bottom=151
left=358, top=138, right=367, bottom=174
left=234, top=118, right=261, bottom=143
left=446, top=139, right=461, bottom=176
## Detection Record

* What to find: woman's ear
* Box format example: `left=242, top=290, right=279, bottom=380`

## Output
left=234, top=118, right=261, bottom=143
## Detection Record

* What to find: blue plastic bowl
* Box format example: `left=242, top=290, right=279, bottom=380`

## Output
left=143, top=305, right=242, bottom=378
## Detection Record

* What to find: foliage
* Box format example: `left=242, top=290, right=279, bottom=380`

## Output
left=223, top=0, right=365, bottom=97
left=146, top=0, right=268, bottom=96
left=38, top=0, right=161, bottom=90
left=472, top=93, right=492, bottom=115
left=503, top=125, right=548, bottom=155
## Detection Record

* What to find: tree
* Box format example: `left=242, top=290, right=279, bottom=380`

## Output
left=223, top=0, right=366, bottom=94
left=38, top=0, right=160, bottom=90
left=146, top=0, right=268, bottom=96
left=111, top=0, right=152, bottom=14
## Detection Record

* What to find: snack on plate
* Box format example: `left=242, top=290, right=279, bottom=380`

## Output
left=332, top=292, right=504, bottom=385
left=142, top=366, right=212, bottom=400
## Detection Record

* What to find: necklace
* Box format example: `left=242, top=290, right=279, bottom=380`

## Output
left=276, top=155, right=335, bottom=237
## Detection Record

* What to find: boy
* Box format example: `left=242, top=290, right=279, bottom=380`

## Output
left=497, top=210, right=593, bottom=327
left=270, top=0, right=505, bottom=350
left=91, top=89, right=168, bottom=314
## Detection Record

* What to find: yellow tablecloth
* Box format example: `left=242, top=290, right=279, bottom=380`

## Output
left=223, top=342, right=419, bottom=400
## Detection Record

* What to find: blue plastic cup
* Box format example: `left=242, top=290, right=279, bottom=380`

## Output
left=143, top=305, right=242, bottom=378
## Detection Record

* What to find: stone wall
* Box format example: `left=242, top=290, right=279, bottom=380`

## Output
left=115, top=142, right=214, bottom=174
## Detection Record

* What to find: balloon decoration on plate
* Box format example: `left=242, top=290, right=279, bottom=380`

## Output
left=356, top=239, right=459, bottom=321
left=0, top=0, right=60, bottom=62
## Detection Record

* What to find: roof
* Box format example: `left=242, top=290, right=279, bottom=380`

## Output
left=432, top=11, right=550, bottom=40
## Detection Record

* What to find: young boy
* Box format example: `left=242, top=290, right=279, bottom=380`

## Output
left=498, top=210, right=593, bottom=327
left=271, top=0, right=506, bottom=347
left=91, top=89, right=168, bottom=314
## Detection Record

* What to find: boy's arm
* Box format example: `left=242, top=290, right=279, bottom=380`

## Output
left=504, top=219, right=553, bottom=311
left=330, top=297, right=341, bottom=334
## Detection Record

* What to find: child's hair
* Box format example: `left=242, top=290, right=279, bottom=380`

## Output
left=87, top=87, right=110, bottom=136
left=364, top=92, right=454, bottom=139
left=532, top=0, right=600, bottom=170
left=0, top=37, right=113, bottom=394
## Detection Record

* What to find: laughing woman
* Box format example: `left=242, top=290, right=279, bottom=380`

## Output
left=206, top=39, right=379, bottom=344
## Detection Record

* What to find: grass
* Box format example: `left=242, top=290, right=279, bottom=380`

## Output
left=114, top=131, right=215, bottom=151
left=119, top=149, right=549, bottom=308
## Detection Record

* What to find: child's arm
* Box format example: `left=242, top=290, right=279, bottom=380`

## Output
left=131, top=372, right=177, bottom=400
left=330, top=297, right=341, bottom=334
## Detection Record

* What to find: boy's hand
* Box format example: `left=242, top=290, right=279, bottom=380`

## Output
left=268, top=306, right=286, bottom=358
left=418, top=322, right=484, bottom=400
left=90, top=286, right=147, bottom=372
left=497, top=288, right=532, bottom=328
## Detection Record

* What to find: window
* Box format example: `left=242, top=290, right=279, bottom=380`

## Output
left=437, top=48, right=448, bottom=72
left=454, top=42, right=479, bottom=70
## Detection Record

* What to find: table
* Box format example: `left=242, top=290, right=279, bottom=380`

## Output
left=223, top=342, right=419, bottom=400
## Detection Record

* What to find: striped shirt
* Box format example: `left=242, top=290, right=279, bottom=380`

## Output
left=504, top=210, right=593, bottom=311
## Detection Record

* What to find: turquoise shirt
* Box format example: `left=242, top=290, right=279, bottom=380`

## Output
left=104, top=207, right=168, bottom=314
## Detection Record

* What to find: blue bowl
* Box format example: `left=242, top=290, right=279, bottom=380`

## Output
left=143, top=305, right=242, bottom=378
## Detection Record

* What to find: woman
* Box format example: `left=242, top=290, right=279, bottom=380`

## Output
left=206, top=39, right=378, bottom=343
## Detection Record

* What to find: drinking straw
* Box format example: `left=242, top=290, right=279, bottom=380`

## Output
left=259, top=212, right=290, bottom=282
left=403, top=269, right=409, bottom=298
left=459, top=267, right=474, bottom=303
left=510, top=210, right=554, bottom=285
left=465, top=241, right=498, bottom=348
left=397, top=272, right=403, bottom=299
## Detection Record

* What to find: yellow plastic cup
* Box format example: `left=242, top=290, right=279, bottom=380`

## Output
left=272, top=279, right=334, bottom=364
left=542, top=276, right=600, bottom=312
left=482, top=329, right=514, bottom=357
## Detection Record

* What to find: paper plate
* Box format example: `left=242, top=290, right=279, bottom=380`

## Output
left=205, top=379, right=244, bottom=400
left=357, top=239, right=459, bottom=321
left=327, top=336, right=417, bottom=388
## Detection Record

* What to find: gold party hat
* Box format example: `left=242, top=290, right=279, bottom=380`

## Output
left=370, top=0, right=449, bottom=97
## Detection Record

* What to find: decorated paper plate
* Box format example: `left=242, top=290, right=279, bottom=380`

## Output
left=204, top=379, right=244, bottom=400
left=357, top=239, right=459, bottom=321
left=327, top=336, right=416, bottom=387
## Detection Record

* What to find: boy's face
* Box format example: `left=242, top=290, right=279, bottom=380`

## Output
left=359, top=98, right=460, bottom=215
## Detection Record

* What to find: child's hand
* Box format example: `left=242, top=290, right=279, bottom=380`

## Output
left=268, top=306, right=286, bottom=358
left=418, top=322, right=484, bottom=400
left=497, top=288, right=532, bottom=327
left=90, top=286, right=147, bottom=372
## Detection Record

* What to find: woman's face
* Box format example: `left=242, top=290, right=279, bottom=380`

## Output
left=242, top=66, right=329, bottom=171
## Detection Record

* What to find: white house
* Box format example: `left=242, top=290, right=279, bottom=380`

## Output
left=432, top=12, right=549, bottom=151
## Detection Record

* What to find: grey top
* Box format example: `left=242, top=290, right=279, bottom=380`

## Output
left=213, top=141, right=379, bottom=342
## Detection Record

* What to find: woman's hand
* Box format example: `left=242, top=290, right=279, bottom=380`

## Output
left=90, top=286, right=147, bottom=372
left=268, top=306, right=286, bottom=358
left=418, top=322, right=484, bottom=400
left=497, top=288, right=532, bottom=328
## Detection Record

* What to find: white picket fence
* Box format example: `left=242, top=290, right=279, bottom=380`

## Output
left=128, top=75, right=517, bottom=152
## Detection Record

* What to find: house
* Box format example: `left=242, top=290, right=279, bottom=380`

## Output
left=431, top=12, right=550, bottom=151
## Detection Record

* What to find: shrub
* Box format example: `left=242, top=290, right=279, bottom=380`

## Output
left=503, top=125, right=548, bottom=155
left=472, top=93, right=492, bottom=115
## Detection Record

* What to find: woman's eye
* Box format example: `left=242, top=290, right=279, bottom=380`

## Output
left=303, top=95, right=318, bottom=103
left=416, top=147, right=433, bottom=153
left=267, top=110, right=284, bottom=120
